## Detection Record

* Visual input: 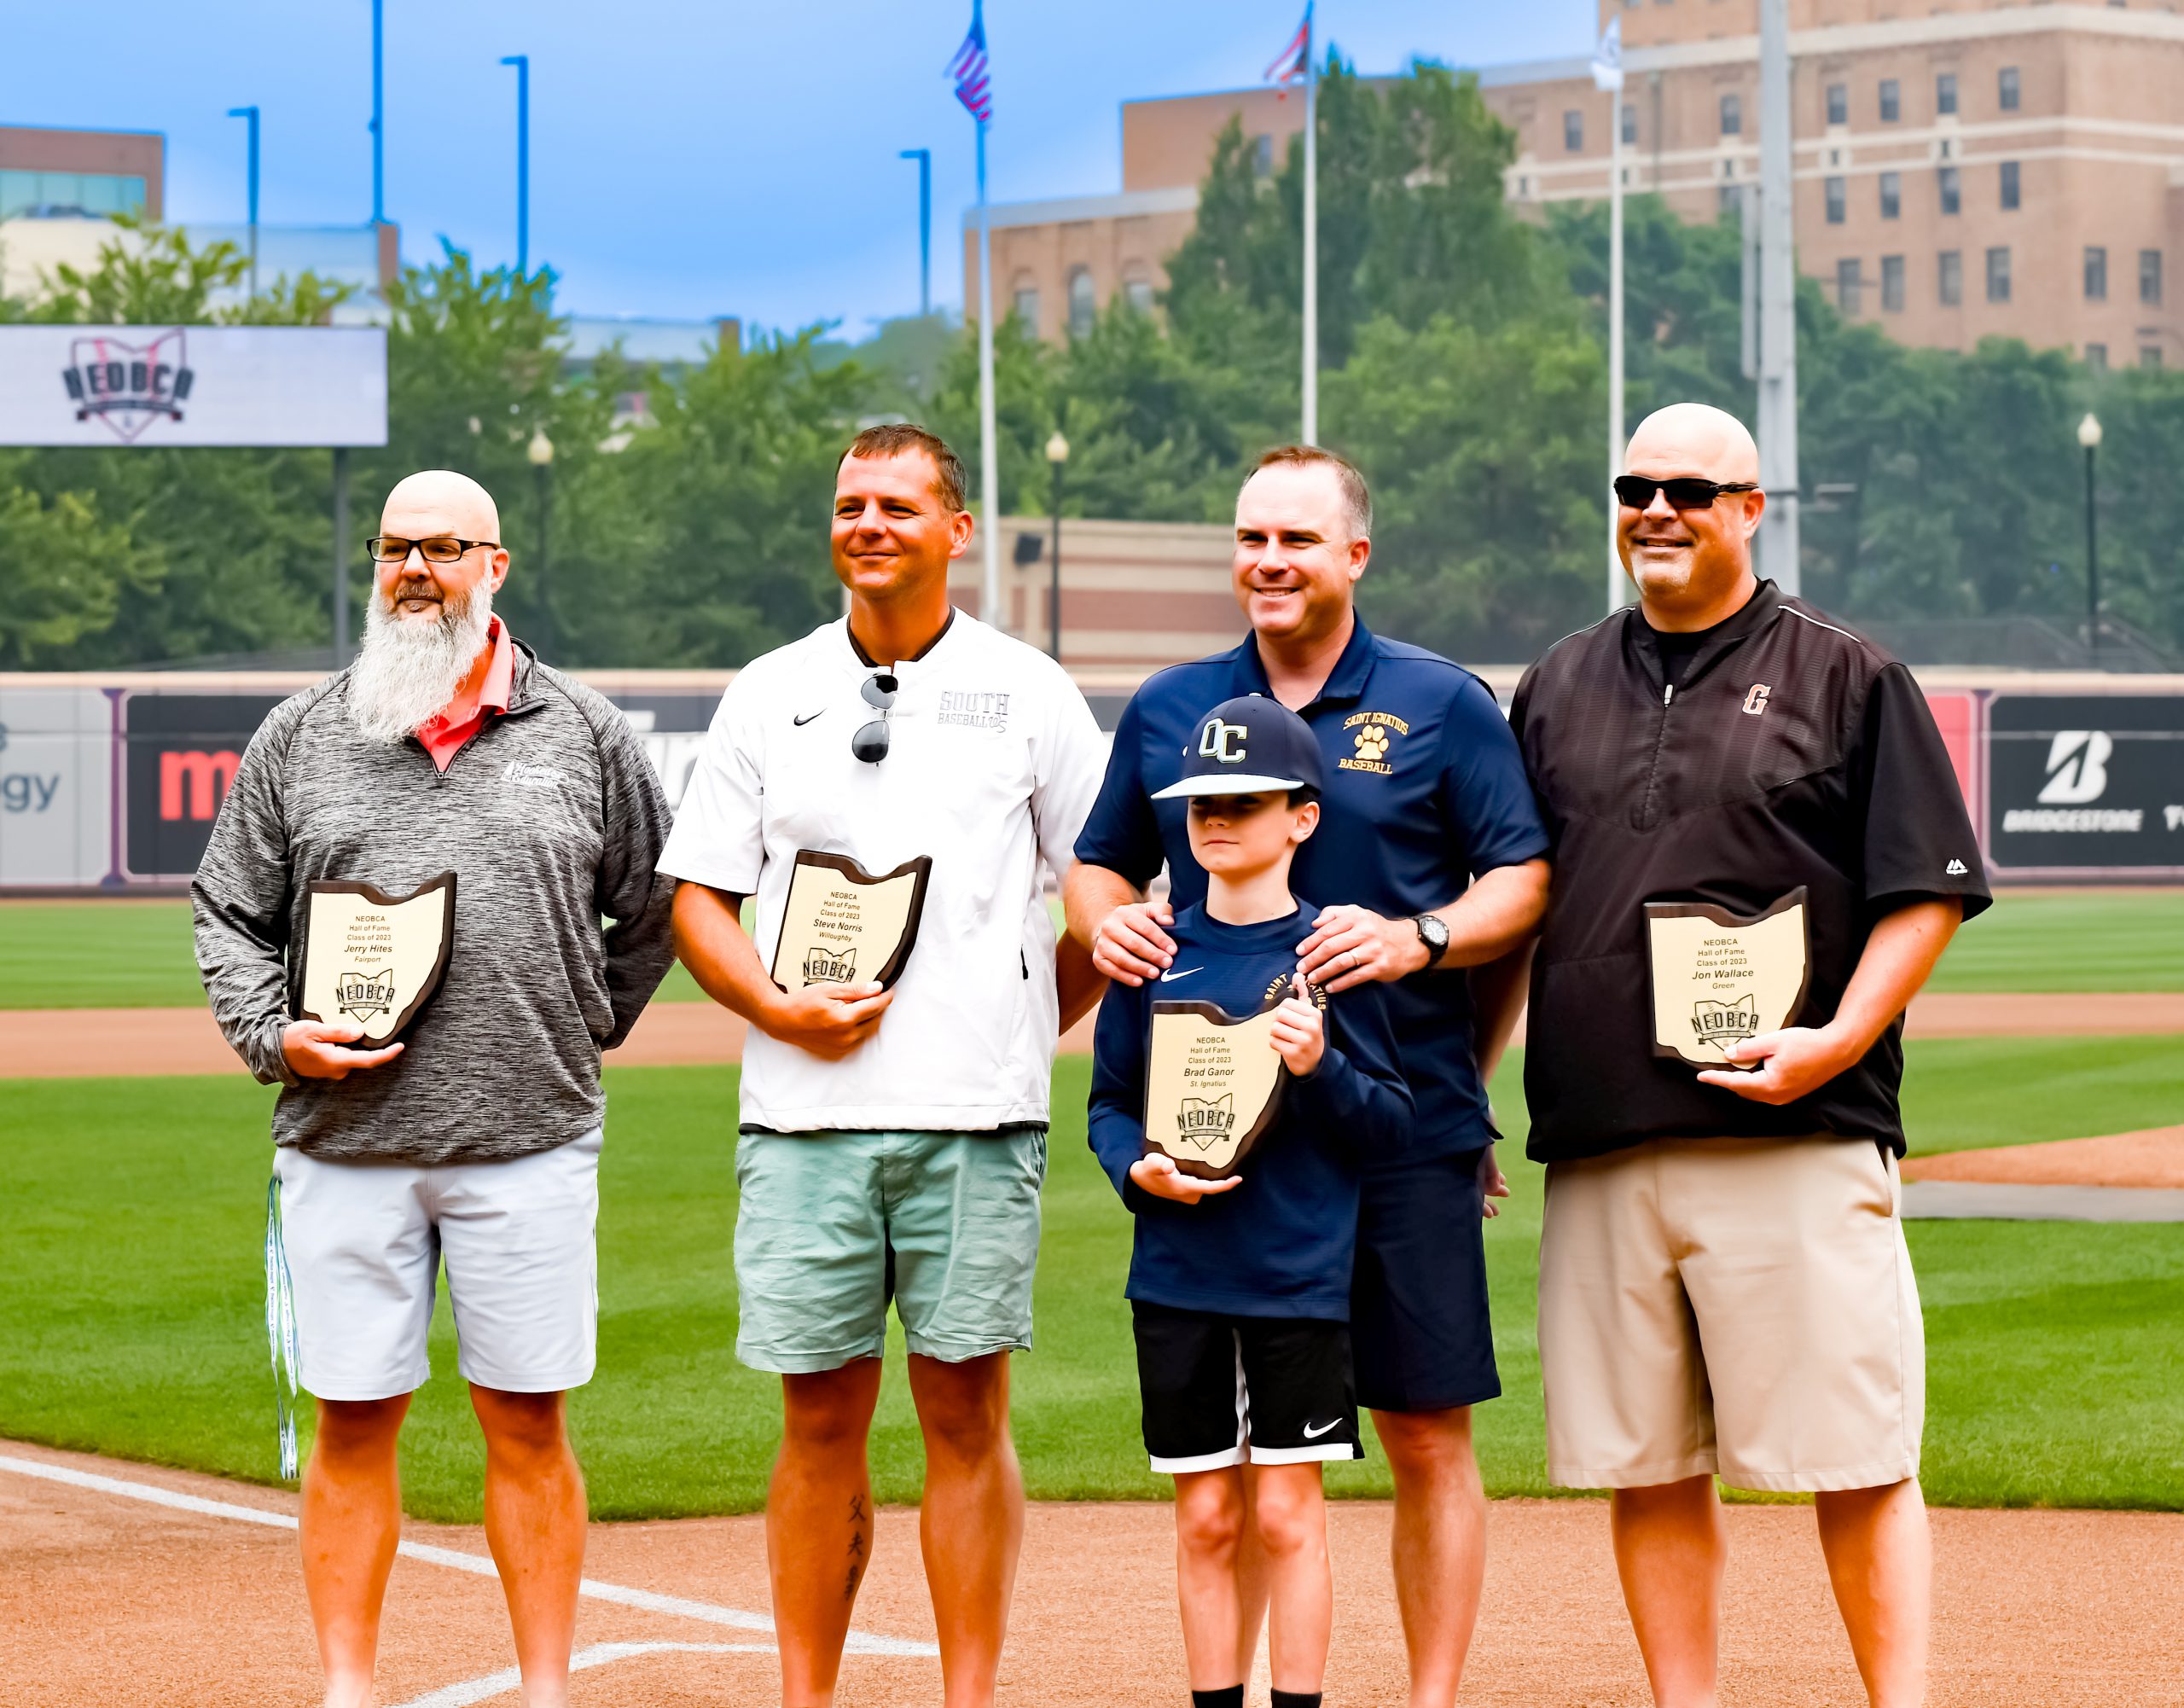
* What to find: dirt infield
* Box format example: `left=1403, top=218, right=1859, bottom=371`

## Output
left=1903, top=1125, right=2184, bottom=1189
left=3, top=1440, right=2179, bottom=1707
left=8, top=990, right=2184, bottom=1080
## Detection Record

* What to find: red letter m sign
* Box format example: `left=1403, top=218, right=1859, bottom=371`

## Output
left=160, top=750, right=241, bottom=821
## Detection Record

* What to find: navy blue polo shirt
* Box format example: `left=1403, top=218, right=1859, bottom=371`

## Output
left=1076, top=619, right=1549, bottom=1161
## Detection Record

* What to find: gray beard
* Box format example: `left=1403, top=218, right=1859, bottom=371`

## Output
left=346, top=583, right=496, bottom=746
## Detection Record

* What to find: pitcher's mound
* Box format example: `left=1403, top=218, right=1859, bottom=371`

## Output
left=1903, top=1125, right=2184, bottom=1189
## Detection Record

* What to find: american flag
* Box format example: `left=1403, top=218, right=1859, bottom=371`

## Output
left=949, top=1, right=993, bottom=125
left=1264, top=3, right=1312, bottom=86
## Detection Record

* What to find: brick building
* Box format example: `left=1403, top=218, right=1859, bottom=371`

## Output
left=967, top=1, right=2184, bottom=369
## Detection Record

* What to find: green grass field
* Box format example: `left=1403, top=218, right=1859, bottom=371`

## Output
left=4, top=1042, right=2179, bottom=1523
left=6, top=891, right=2184, bottom=1009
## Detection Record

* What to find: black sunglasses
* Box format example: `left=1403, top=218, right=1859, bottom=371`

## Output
left=1612, top=475, right=1759, bottom=511
left=851, top=671, right=898, bottom=764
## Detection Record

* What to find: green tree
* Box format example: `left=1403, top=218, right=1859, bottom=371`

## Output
left=0, top=463, right=160, bottom=667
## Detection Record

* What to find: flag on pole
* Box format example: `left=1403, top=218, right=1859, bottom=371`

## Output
left=949, top=0, right=993, bottom=124
left=1590, top=14, right=1624, bottom=92
left=1265, top=3, right=1312, bottom=87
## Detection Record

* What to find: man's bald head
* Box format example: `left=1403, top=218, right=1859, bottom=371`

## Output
left=1615, top=403, right=1766, bottom=630
left=1623, top=403, right=1760, bottom=486
left=382, top=469, right=502, bottom=542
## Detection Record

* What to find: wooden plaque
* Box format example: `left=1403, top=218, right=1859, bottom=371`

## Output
left=296, top=873, right=457, bottom=1048
left=1141, top=991, right=1295, bottom=1181
left=1643, top=887, right=1812, bottom=1068
left=770, top=851, right=933, bottom=993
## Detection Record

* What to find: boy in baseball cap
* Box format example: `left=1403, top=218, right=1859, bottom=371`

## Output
left=1086, top=694, right=1414, bottom=1708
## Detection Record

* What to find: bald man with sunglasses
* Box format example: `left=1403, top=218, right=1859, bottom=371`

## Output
left=1505, top=404, right=1989, bottom=1708
left=662, top=423, right=1107, bottom=1708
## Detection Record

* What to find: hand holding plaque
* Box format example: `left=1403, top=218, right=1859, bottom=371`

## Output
left=1644, top=887, right=1811, bottom=1069
left=770, top=851, right=933, bottom=994
left=1141, top=974, right=1316, bottom=1181
left=296, top=874, right=456, bottom=1049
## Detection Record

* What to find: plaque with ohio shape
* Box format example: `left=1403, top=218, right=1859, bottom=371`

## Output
left=1644, top=887, right=1812, bottom=1069
left=296, top=873, right=457, bottom=1048
left=770, top=851, right=933, bottom=993
left=1141, top=978, right=1301, bottom=1182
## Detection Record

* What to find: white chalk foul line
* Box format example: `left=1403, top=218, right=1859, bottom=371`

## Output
left=390, top=1641, right=777, bottom=1708
left=0, top=1453, right=936, bottom=1661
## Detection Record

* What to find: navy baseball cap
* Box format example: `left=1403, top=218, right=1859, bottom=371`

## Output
left=1153, top=694, right=1325, bottom=799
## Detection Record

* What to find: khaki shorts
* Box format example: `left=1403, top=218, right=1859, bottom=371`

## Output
left=1538, top=1136, right=1923, bottom=1494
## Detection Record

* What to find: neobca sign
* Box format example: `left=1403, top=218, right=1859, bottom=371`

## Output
left=0, top=325, right=386, bottom=447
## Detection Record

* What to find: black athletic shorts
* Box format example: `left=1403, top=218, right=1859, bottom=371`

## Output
left=1130, top=1300, right=1363, bottom=1473
left=1350, top=1147, right=1502, bottom=1415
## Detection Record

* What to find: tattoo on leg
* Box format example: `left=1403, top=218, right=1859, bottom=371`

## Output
left=845, top=1492, right=869, bottom=1602
left=849, top=1495, right=867, bottom=1522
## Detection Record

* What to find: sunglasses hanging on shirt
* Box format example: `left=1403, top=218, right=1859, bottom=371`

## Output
left=851, top=671, right=898, bottom=764
left=1612, top=475, right=1759, bottom=512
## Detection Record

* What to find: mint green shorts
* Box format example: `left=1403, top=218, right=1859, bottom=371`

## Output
left=733, top=1127, right=1048, bottom=1374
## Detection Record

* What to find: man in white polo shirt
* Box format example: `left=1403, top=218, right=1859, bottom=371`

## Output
left=661, top=423, right=1106, bottom=1708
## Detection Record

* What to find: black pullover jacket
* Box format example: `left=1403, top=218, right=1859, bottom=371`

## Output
left=1509, top=581, right=1990, bottom=1162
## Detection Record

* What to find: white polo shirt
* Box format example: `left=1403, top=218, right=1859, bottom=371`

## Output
left=658, top=611, right=1107, bottom=1134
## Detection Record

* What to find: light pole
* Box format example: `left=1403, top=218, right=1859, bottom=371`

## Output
left=370, top=0, right=385, bottom=225
left=2077, top=411, right=2102, bottom=663
left=528, top=427, right=555, bottom=656
left=502, top=54, right=530, bottom=276
left=900, top=148, right=931, bottom=317
left=1044, top=430, right=1070, bottom=662
left=228, top=105, right=260, bottom=298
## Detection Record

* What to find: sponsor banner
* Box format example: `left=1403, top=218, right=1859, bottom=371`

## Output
left=0, top=326, right=387, bottom=448
left=1923, top=691, right=1980, bottom=832
left=1986, top=694, right=2184, bottom=877
left=0, top=686, right=116, bottom=887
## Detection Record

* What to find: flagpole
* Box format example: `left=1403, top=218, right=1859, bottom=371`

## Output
left=977, top=120, right=1001, bottom=632
left=1300, top=4, right=1318, bottom=445
left=1607, top=87, right=1625, bottom=615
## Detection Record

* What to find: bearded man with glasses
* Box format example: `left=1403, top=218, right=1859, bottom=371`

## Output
left=193, top=468, right=677, bottom=1708
left=1506, top=404, right=1989, bottom=1708
left=660, top=423, right=1107, bottom=1708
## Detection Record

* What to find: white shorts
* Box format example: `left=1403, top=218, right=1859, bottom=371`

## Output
left=272, top=1130, right=602, bottom=1402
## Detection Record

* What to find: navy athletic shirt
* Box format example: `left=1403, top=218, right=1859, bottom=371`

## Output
left=1088, top=902, right=1414, bottom=1320
left=1077, top=620, right=1549, bottom=1159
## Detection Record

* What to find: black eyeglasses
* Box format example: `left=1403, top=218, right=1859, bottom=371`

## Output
left=851, top=672, right=898, bottom=764
left=1612, top=476, right=1759, bottom=512
left=366, top=535, right=502, bottom=564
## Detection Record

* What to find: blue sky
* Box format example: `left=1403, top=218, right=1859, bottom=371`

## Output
left=10, top=3, right=1592, bottom=336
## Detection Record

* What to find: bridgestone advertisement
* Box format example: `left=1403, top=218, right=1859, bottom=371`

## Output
left=0, top=326, right=388, bottom=448
left=1986, top=694, right=2184, bottom=879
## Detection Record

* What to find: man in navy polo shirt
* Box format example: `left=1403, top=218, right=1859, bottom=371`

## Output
left=1066, top=445, right=1549, bottom=1705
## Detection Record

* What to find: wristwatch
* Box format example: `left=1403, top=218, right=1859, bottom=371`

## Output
left=1410, top=912, right=1449, bottom=965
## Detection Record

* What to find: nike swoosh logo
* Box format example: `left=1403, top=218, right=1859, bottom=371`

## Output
left=1301, top=1420, right=1340, bottom=1440
left=1158, top=967, right=1204, bottom=983
left=792, top=708, right=826, bottom=727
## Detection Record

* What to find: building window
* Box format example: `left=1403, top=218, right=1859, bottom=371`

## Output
left=0, top=167, right=148, bottom=219
left=2140, top=249, right=2164, bottom=305
left=1879, top=171, right=1901, bottom=220
left=1937, top=73, right=1958, bottom=117
left=1565, top=109, right=1584, bottom=153
left=1986, top=246, right=2011, bottom=303
left=1720, top=92, right=1742, bottom=137
left=1999, top=67, right=2020, bottom=111
left=1622, top=102, right=1637, bottom=145
left=1938, top=166, right=1960, bottom=216
left=1879, top=78, right=1901, bottom=123
left=2085, top=247, right=2108, bottom=301
left=2000, top=161, right=2020, bottom=212
left=1837, top=259, right=1863, bottom=316
left=1939, top=249, right=1962, bottom=306
left=1825, top=177, right=1846, bottom=224
left=1011, top=285, right=1040, bottom=328
left=2142, top=347, right=2164, bottom=371
left=1882, top=254, right=1906, bottom=312
left=2085, top=344, right=2107, bottom=373
left=1122, top=275, right=1155, bottom=313
left=1827, top=83, right=1848, bottom=125
left=1252, top=134, right=1275, bottom=178
left=1716, top=183, right=1741, bottom=218
left=1066, top=267, right=1096, bottom=336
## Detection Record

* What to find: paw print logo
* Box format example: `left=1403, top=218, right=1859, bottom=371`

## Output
left=1353, top=723, right=1390, bottom=763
